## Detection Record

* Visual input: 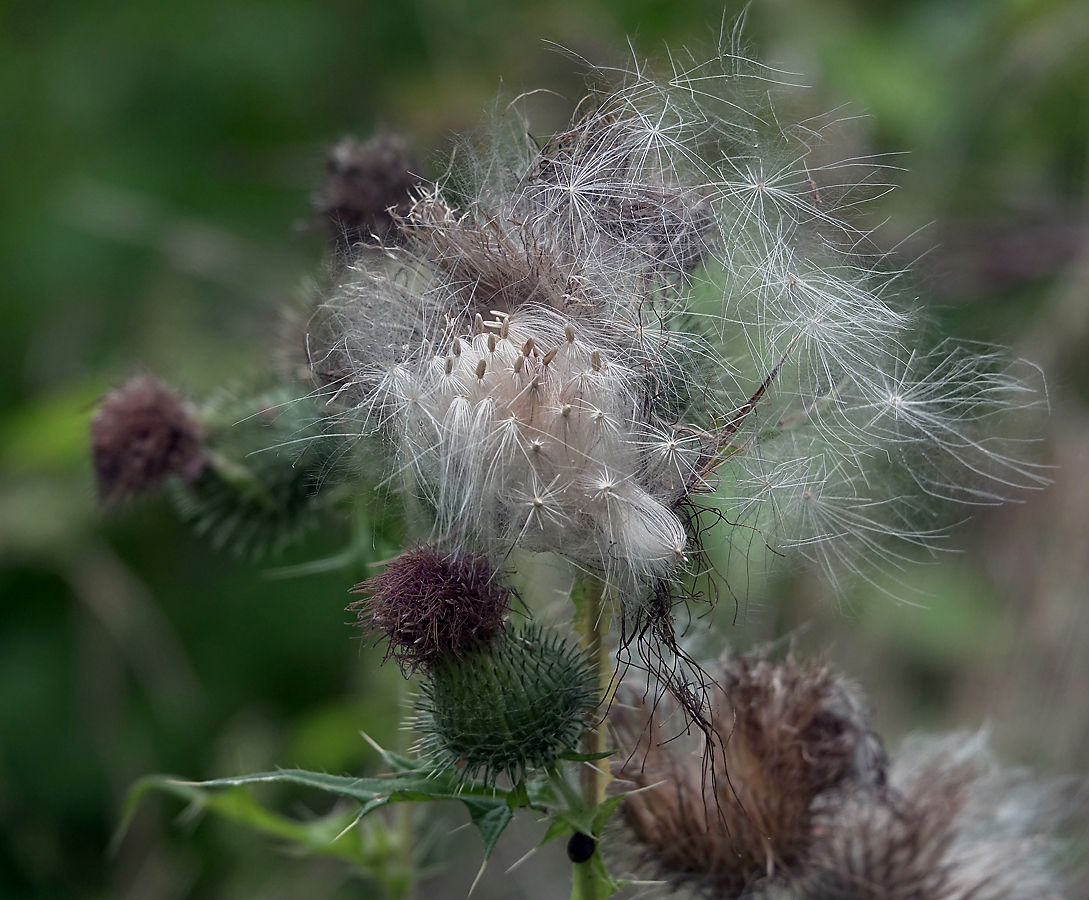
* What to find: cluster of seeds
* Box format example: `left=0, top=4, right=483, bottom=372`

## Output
left=393, top=307, right=691, bottom=579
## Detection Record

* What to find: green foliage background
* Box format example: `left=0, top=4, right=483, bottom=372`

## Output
left=2, top=0, right=1089, bottom=897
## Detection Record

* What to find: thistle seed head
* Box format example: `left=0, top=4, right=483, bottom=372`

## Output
left=610, top=654, right=1080, bottom=899
left=314, top=48, right=1047, bottom=605
left=796, top=732, right=1079, bottom=900
left=611, top=652, right=883, bottom=894
left=352, top=546, right=512, bottom=674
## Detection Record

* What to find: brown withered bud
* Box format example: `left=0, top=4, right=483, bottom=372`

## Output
left=612, top=655, right=1081, bottom=899
left=311, top=131, right=425, bottom=253
left=797, top=733, right=1080, bottom=900
left=91, top=376, right=207, bottom=506
left=610, top=652, right=885, bottom=896
left=351, top=546, right=512, bottom=675
left=401, top=193, right=597, bottom=322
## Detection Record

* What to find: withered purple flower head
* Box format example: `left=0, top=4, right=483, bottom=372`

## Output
left=91, top=375, right=207, bottom=507
left=351, top=546, right=513, bottom=674
left=311, top=131, right=425, bottom=253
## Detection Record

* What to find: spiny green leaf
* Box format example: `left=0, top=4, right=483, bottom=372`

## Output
left=462, top=801, right=514, bottom=861
left=539, top=818, right=574, bottom=846
left=524, top=772, right=557, bottom=808
left=121, top=767, right=518, bottom=864
left=117, top=777, right=392, bottom=868
left=506, top=779, right=530, bottom=809
left=572, top=848, right=625, bottom=900
left=590, top=794, right=625, bottom=836
left=361, top=731, right=418, bottom=774
left=537, top=789, right=627, bottom=848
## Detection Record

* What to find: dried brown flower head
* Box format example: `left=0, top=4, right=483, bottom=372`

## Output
left=798, top=733, right=1076, bottom=900
left=91, top=376, right=207, bottom=506
left=351, top=546, right=513, bottom=674
left=400, top=193, right=595, bottom=323
left=610, top=654, right=1079, bottom=899
left=311, top=131, right=424, bottom=253
left=612, top=653, right=883, bottom=895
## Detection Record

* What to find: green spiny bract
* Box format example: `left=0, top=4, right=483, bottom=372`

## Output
left=414, top=623, right=596, bottom=783
left=168, top=386, right=344, bottom=557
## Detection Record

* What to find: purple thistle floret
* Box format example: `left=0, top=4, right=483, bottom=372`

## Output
left=352, top=546, right=513, bottom=673
left=91, top=376, right=207, bottom=506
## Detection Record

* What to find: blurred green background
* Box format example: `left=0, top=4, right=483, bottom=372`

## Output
left=2, top=0, right=1089, bottom=897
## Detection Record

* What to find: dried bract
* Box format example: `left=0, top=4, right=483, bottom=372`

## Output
left=795, top=732, right=1077, bottom=900
left=612, top=653, right=883, bottom=894
left=611, top=654, right=1079, bottom=899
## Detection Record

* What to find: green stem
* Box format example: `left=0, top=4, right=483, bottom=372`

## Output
left=571, top=853, right=597, bottom=900
left=395, top=671, right=417, bottom=900
left=577, top=575, right=611, bottom=807
left=572, top=575, right=612, bottom=900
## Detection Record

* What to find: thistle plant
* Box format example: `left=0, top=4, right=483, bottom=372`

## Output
left=106, top=38, right=1075, bottom=900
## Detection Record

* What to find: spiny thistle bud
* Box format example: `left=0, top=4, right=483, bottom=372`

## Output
left=611, top=654, right=1081, bottom=899
left=311, top=131, right=424, bottom=254
left=91, top=376, right=207, bottom=506
left=167, top=387, right=339, bottom=557
left=313, top=49, right=1046, bottom=609
left=351, top=546, right=513, bottom=674
left=414, top=623, right=596, bottom=782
